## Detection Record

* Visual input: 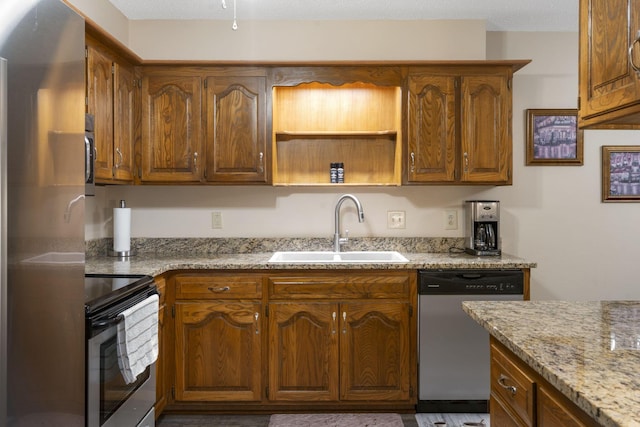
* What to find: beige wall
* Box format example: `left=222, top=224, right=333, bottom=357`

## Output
left=79, top=4, right=640, bottom=302
left=129, top=20, right=486, bottom=61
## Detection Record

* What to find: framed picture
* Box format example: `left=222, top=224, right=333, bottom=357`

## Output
left=526, top=109, right=583, bottom=165
left=602, top=146, right=640, bottom=202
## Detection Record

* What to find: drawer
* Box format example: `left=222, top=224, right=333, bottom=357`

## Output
left=268, top=272, right=411, bottom=299
left=490, top=341, right=536, bottom=427
left=175, top=274, right=262, bottom=299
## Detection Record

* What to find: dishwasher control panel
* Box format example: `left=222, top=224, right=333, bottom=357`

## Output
left=418, top=269, right=524, bottom=295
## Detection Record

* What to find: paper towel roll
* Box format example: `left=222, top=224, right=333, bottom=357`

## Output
left=113, top=206, right=131, bottom=253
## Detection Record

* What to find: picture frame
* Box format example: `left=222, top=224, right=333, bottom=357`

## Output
left=525, top=109, right=583, bottom=165
left=601, top=146, right=640, bottom=202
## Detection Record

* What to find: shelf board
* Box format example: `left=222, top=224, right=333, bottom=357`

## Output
left=275, top=130, right=398, bottom=138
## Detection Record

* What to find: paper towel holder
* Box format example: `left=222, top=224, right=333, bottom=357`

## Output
left=108, top=199, right=136, bottom=258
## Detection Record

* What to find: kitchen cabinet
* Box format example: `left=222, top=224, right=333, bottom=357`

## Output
left=407, top=68, right=512, bottom=184
left=490, top=337, right=599, bottom=427
left=86, top=36, right=137, bottom=183
left=154, top=275, right=170, bottom=416
left=267, top=271, right=415, bottom=404
left=173, top=274, right=263, bottom=402
left=140, top=70, right=203, bottom=183
left=272, top=79, right=403, bottom=186
left=204, top=71, right=269, bottom=183
left=579, top=0, right=640, bottom=128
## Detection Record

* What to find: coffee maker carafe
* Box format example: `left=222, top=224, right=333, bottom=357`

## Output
left=465, top=200, right=501, bottom=256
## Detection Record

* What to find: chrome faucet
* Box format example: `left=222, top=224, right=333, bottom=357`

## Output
left=333, top=194, right=365, bottom=252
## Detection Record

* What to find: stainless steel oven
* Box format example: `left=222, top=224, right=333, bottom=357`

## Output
left=85, top=274, right=157, bottom=427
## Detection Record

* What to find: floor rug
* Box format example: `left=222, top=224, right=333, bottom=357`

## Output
left=268, top=413, right=404, bottom=427
left=415, top=413, right=490, bottom=427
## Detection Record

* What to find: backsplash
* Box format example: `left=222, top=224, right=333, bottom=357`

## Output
left=86, top=237, right=466, bottom=257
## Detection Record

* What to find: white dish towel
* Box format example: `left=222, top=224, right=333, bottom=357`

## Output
left=116, top=294, right=159, bottom=384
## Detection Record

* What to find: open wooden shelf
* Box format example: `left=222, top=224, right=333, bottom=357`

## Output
left=272, top=82, right=402, bottom=186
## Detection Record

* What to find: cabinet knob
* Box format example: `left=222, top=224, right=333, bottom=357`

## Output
left=629, top=30, right=640, bottom=74
left=464, top=152, right=469, bottom=172
left=410, top=152, right=415, bottom=173
left=193, top=152, right=199, bottom=172
left=258, top=152, right=264, bottom=173
left=254, top=312, right=260, bottom=335
left=342, top=311, right=347, bottom=334
left=207, top=286, right=230, bottom=293
left=332, top=312, right=337, bottom=334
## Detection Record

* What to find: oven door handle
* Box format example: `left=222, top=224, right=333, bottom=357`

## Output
left=91, top=289, right=159, bottom=329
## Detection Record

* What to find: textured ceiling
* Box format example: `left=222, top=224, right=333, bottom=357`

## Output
left=108, top=0, right=578, bottom=31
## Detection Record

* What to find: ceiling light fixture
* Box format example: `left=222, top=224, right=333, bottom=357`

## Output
left=221, top=0, right=238, bottom=30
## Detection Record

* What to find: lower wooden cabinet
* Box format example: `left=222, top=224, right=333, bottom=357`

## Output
left=159, top=270, right=416, bottom=412
left=490, top=337, right=599, bottom=427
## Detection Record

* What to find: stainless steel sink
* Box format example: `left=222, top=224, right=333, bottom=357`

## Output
left=268, top=251, right=408, bottom=263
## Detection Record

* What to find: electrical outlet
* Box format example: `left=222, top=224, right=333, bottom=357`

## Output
left=445, top=209, right=458, bottom=230
left=211, top=211, right=223, bottom=229
left=387, top=211, right=406, bottom=229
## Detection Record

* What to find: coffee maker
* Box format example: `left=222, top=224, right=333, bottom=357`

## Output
left=465, top=200, right=501, bottom=256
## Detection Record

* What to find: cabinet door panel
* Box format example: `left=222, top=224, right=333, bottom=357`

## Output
left=113, top=62, right=135, bottom=181
left=141, top=74, right=202, bottom=182
left=461, top=75, right=510, bottom=183
left=340, top=301, right=410, bottom=401
left=579, top=0, right=640, bottom=122
left=268, top=302, right=339, bottom=401
left=175, top=301, right=261, bottom=401
left=407, top=74, right=456, bottom=182
left=205, top=76, right=267, bottom=183
left=86, top=44, right=114, bottom=180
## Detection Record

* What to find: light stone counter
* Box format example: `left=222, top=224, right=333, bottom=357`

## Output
left=85, top=237, right=536, bottom=275
left=85, top=251, right=536, bottom=276
left=463, top=300, right=640, bottom=427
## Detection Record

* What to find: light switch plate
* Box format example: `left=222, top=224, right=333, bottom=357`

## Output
left=387, top=211, right=406, bottom=229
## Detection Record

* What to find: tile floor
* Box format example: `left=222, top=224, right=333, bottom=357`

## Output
left=156, top=413, right=489, bottom=427
left=156, top=413, right=420, bottom=427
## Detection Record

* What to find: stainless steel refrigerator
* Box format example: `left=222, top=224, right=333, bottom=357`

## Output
left=0, top=0, right=86, bottom=425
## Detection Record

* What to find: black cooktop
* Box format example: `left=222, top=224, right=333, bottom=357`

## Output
left=84, top=274, right=154, bottom=314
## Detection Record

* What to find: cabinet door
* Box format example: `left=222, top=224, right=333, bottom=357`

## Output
left=340, top=301, right=410, bottom=401
left=579, top=0, right=640, bottom=125
left=175, top=301, right=262, bottom=401
left=268, top=302, right=339, bottom=401
left=86, top=43, right=114, bottom=181
left=141, top=74, right=202, bottom=182
left=537, top=385, right=600, bottom=427
left=406, top=74, right=456, bottom=182
left=113, top=62, right=136, bottom=182
left=460, top=75, right=511, bottom=183
left=205, top=76, right=268, bottom=183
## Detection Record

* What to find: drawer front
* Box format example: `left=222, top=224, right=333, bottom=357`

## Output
left=176, top=274, right=262, bottom=299
left=490, top=342, right=536, bottom=427
left=268, top=272, right=411, bottom=299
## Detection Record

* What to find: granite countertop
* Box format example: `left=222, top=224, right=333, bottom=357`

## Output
left=463, top=300, right=640, bottom=427
left=85, top=251, right=536, bottom=276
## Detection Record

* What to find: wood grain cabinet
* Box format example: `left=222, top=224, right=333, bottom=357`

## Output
left=267, top=272, right=415, bottom=405
left=490, top=337, right=600, bottom=427
left=579, top=0, right=640, bottom=127
left=204, top=73, right=269, bottom=183
left=407, top=69, right=512, bottom=184
left=86, top=37, right=137, bottom=183
left=140, top=71, right=203, bottom=183
left=173, top=274, right=263, bottom=402
left=154, top=275, right=170, bottom=416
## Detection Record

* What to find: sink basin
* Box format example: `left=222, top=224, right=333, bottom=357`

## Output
left=268, top=251, right=408, bottom=263
left=22, top=251, right=85, bottom=265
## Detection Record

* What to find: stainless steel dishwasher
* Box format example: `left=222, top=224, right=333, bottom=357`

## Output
left=417, top=269, right=524, bottom=413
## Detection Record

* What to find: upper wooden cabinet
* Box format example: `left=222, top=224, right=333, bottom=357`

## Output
left=579, top=0, right=640, bottom=128
left=407, top=68, right=512, bottom=185
left=204, top=72, right=269, bottom=183
left=140, top=71, right=203, bottom=183
left=86, top=37, right=137, bottom=183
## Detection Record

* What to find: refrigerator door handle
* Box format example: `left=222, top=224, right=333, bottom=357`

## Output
left=0, top=56, right=8, bottom=426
